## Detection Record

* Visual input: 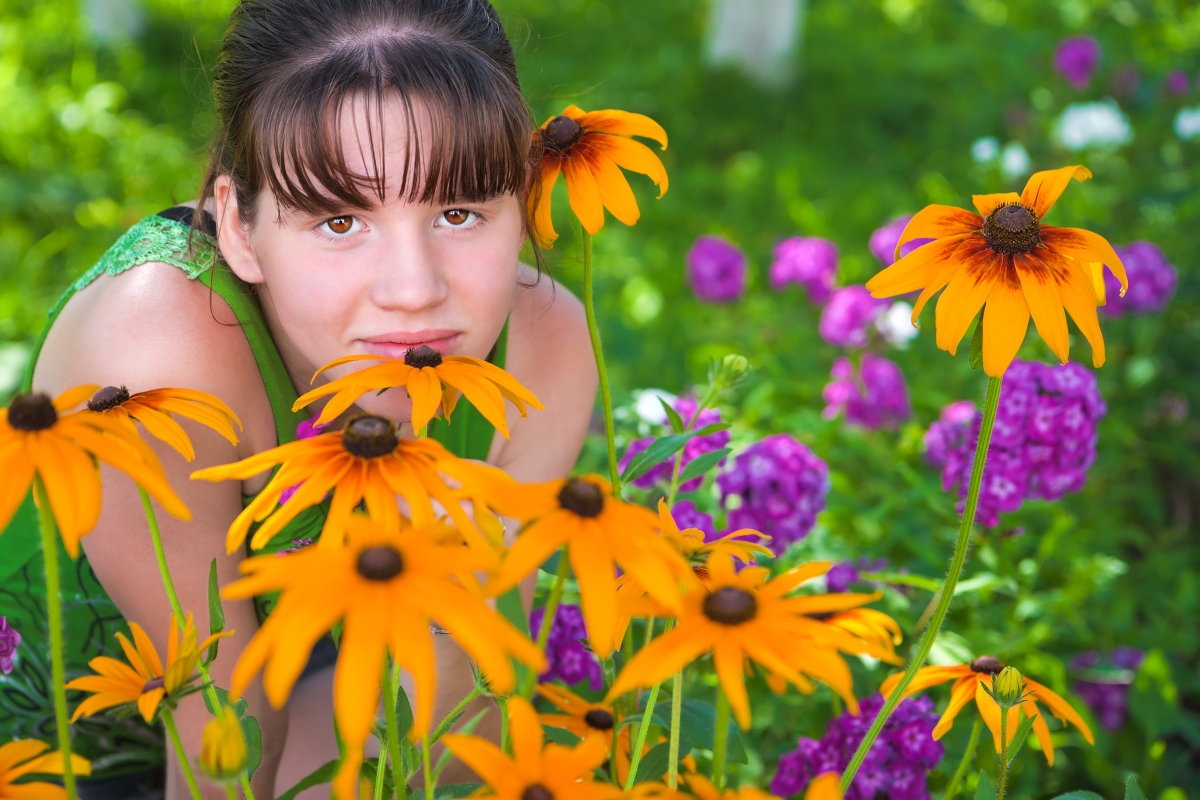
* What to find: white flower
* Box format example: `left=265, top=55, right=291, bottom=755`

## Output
left=1054, top=100, right=1133, bottom=151
left=1174, top=106, right=1200, bottom=141
left=1000, top=142, right=1030, bottom=179
left=632, top=389, right=677, bottom=426
left=876, top=301, right=919, bottom=348
left=971, top=136, right=1000, bottom=163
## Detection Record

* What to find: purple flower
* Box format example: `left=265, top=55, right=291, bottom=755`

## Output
left=869, top=216, right=935, bottom=267
left=825, top=562, right=860, bottom=593
left=1166, top=69, right=1191, bottom=95
left=530, top=604, right=603, bottom=691
left=0, top=617, right=20, bottom=675
left=687, top=235, right=746, bottom=303
left=670, top=499, right=715, bottom=538
left=1054, top=36, right=1101, bottom=91
left=771, top=237, right=838, bottom=303
left=1071, top=647, right=1144, bottom=731
left=619, top=397, right=730, bottom=492
left=823, top=354, right=912, bottom=431
left=280, top=418, right=329, bottom=504
left=718, top=434, right=829, bottom=551
left=923, top=401, right=977, bottom=469
left=1101, top=241, right=1178, bottom=316
left=819, top=286, right=888, bottom=348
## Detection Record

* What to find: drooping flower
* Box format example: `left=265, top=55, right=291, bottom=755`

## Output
left=620, top=396, right=730, bottom=492
left=66, top=613, right=228, bottom=724
left=869, top=217, right=934, bottom=267
left=608, top=553, right=901, bottom=729
left=443, top=696, right=621, bottom=800
left=1054, top=36, right=1101, bottom=90
left=718, top=434, right=829, bottom=551
left=881, top=656, right=1094, bottom=766
left=0, top=739, right=91, bottom=800
left=0, top=617, right=20, bottom=676
left=819, top=287, right=888, bottom=348
left=200, top=706, right=248, bottom=783
left=822, top=354, right=912, bottom=431
left=0, top=387, right=190, bottom=557
left=771, top=237, right=838, bottom=303
left=529, top=105, right=668, bottom=247
left=1101, top=241, right=1177, bottom=316
left=530, top=603, right=604, bottom=691
left=1070, top=647, right=1144, bottom=731
left=294, top=347, right=543, bottom=436
left=222, top=515, right=544, bottom=800
left=687, top=235, right=747, bottom=303
left=85, top=385, right=242, bottom=461
left=866, top=166, right=1127, bottom=376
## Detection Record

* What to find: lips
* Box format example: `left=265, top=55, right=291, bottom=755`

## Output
left=358, top=330, right=461, bottom=360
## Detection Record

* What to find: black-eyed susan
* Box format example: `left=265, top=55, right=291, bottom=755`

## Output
left=530, top=105, right=669, bottom=247
left=86, top=385, right=241, bottom=461
left=866, top=165, right=1128, bottom=376
left=657, top=499, right=773, bottom=567
left=191, top=413, right=507, bottom=556
left=484, top=475, right=689, bottom=658
left=0, top=386, right=190, bottom=557
left=880, top=655, right=1094, bottom=765
left=608, top=554, right=902, bottom=729
left=294, top=347, right=543, bottom=435
left=0, top=739, right=91, bottom=800
left=816, top=608, right=903, bottom=664
left=66, top=613, right=228, bottom=723
left=221, top=514, right=543, bottom=800
left=443, top=696, right=621, bottom=800
left=200, top=706, right=248, bottom=784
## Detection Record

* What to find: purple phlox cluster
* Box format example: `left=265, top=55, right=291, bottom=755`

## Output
left=869, top=216, right=935, bottom=267
left=771, top=695, right=944, bottom=800
left=280, top=418, right=329, bottom=504
left=926, top=360, right=1107, bottom=527
left=530, top=603, right=603, bottom=691
left=770, top=237, right=838, bottom=304
left=717, top=434, right=829, bottom=551
left=687, top=235, right=746, bottom=303
left=1070, top=647, right=1145, bottom=731
left=819, top=286, right=889, bottom=348
left=822, top=354, right=912, bottom=431
left=620, top=396, right=730, bottom=493
left=671, top=499, right=716, bottom=539
left=1054, top=36, right=1101, bottom=90
left=825, top=557, right=889, bottom=593
left=0, top=617, right=19, bottom=675
left=1166, top=69, right=1191, bottom=95
left=1102, top=241, right=1177, bottom=316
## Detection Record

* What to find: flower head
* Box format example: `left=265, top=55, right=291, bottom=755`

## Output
left=201, top=706, right=247, bottom=783
left=770, top=237, right=838, bottom=303
left=86, top=385, right=241, bottom=461
left=1101, top=241, right=1177, bottom=316
left=530, top=105, right=668, bottom=246
left=718, top=434, right=829, bottom=551
left=822, top=354, right=911, bottom=431
left=0, top=617, right=20, bottom=676
left=819, top=287, right=888, bottom=348
left=866, top=166, right=1128, bottom=376
left=0, top=739, right=91, bottom=800
left=1054, top=36, right=1101, bottom=90
left=687, top=236, right=747, bottom=303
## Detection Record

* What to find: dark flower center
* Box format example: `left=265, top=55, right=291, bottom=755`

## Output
left=982, top=203, right=1040, bottom=255
left=87, top=385, right=130, bottom=412
left=522, top=785, right=554, bottom=800
left=557, top=478, right=604, bottom=518
left=404, top=345, right=443, bottom=369
left=702, top=587, right=758, bottom=625
left=584, top=709, right=615, bottom=730
left=356, top=546, right=405, bottom=581
left=7, top=393, right=58, bottom=431
left=542, top=116, right=584, bottom=152
left=341, top=414, right=399, bottom=459
left=141, top=677, right=165, bottom=694
left=970, top=655, right=1004, bottom=674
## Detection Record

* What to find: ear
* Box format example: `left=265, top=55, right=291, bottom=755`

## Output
left=214, top=175, right=265, bottom=285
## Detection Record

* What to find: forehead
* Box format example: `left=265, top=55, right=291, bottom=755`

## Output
left=330, top=92, right=436, bottom=198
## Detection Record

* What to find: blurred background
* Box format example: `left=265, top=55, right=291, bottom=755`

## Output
left=0, top=0, right=1197, bottom=795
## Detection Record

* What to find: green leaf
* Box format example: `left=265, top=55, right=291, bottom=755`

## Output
left=974, top=770, right=997, bottom=800
left=204, top=558, right=224, bottom=666
left=620, top=424, right=731, bottom=483
left=408, top=783, right=483, bottom=800
left=1051, top=793, right=1105, bottom=800
left=275, top=759, right=337, bottom=800
left=396, top=683, right=415, bottom=742
left=1005, top=713, right=1037, bottom=767
left=1124, top=776, right=1148, bottom=800
left=359, top=758, right=395, bottom=799
left=201, top=686, right=247, bottom=719
left=648, top=698, right=745, bottom=764
left=968, top=312, right=985, bottom=370
left=659, top=396, right=685, bottom=434
left=675, top=447, right=732, bottom=486
left=632, top=741, right=672, bottom=784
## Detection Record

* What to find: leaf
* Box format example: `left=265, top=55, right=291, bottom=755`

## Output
left=201, top=686, right=248, bottom=719
left=649, top=698, right=745, bottom=764
left=968, top=312, right=985, bottom=370
left=659, top=396, right=684, bottom=434
left=358, top=758, right=395, bottom=800
left=676, top=447, right=732, bottom=486
left=275, top=759, right=337, bottom=800
left=1124, top=776, right=1148, bottom=800
left=395, top=682, right=415, bottom=742
left=204, top=558, right=224, bottom=666
left=621, top=424, right=731, bottom=483
left=1005, top=713, right=1037, bottom=767
left=632, top=741, right=672, bottom=784
left=974, top=770, right=997, bottom=800
left=1051, top=793, right=1105, bottom=800
left=408, top=784, right=484, bottom=800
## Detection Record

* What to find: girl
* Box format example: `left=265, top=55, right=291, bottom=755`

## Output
left=3, top=0, right=597, bottom=797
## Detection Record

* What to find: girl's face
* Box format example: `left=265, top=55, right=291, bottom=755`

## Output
left=215, top=95, right=526, bottom=424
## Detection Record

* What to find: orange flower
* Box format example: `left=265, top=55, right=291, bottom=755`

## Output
left=530, top=105, right=668, bottom=246
left=0, top=739, right=91, bottom=800
left=294, top=347, right=543, bottom=435
left=86, top=385, right=241, bottom=461
left=866, top=165, right=1128, bottom=376
left=657, top=499, right=773, bottom=566
left=880, top=655, right=1094, bottom=765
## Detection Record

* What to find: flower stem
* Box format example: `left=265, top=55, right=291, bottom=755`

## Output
left=373, top=743, right=387, bottom=800
left=623, top=681, right=662, bottom=789
left=383, top=659, right=407, bottom=800
left=667, top=670, right=683, bottom=788
left=520, top=548, right=570, bottom=698
left=711, top=685, right=730, bottom=789
left=423, top=735, right=434, bottom=800
left=997, top=710, right=1010, bottom=800
left=665, top=386, right=718, bottom=507
left=162, top=707, right=204, bottom=800
left=34, top=475, right=77, bottom=800
left=581, top=229, right=620, bottom=492
left=430, top=687, right=483, bottom=744
left=226, top=784, right=238, bottom=800
left=943, top=717, right=983, bottom=800
left=839, top=374, right=1003, bottom=792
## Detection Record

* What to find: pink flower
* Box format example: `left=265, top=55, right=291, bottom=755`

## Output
left=279, top=418, right=328, bottom=505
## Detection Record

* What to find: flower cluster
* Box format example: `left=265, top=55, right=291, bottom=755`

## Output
left=1101, top=241, right=1177, bottom=316
left=819, top=286, right=888, bottom=348
left=925, top=360, right=1107, bottom=527
left=718, top=433, right=829, bottom=550
left=771, top=695, right=944, bottom=800
left=770, top=236, right=838, bottom=303
left=1070, top=647, right=1145, bottom=731
left=688, top=235, right=747, bottom=303
left=670, top=498, right=716, bottom=538
left=620, top=396, right=731, bottom=492
left=530, top=603, right=604, bottom=691
left=1054, top=36, right=1101, bottom=90
left=0, top=617, right=19, bottom=676
left=822, top=354, right=912, bottom=431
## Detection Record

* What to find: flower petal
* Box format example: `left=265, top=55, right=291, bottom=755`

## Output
left=897, top=206, right=982, bottom=257
left=1016, top=255, right=1070, bottom=364
left=972, top=193, right=1021, bottom=217
left=1040, top=225, right=1128, bottom=297
left=865, top=234, right=972, bottom=298
left=530, top=161, right=561, bottom=248
left=1021, top=165, right=1091, bottom=219
left=1051, top=252, right=1107, bottom=368
left=931, top=676, right=980, bottom=740
left=981, top=281, right=1031, bottom=377
left=571, top=107, right=668, bottom=148
left=562, top=153, right=606, bottom=235
left=590, top=135, right=668, bottom=197
left=935, top=260, right=998, bottom=356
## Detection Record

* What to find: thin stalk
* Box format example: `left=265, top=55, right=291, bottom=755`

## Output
left=667, top=670, right=683, bottom=788
left=162, top=707, right=204, bottom=800
left=580, top=230, right=620, bottom=491
left=711, top=686, right=730, bottom=789
left=423, top=736, right=434, bottom=800
left=382, top=659, right=406, bottom=800
left=664, top=385, right=717, bottom=507
left=521, top=548, right=570, bottom=698
left=226, top=784, right=238, bottom=800
left=997, top=710, right=1010, bottom=800
left=499, top=699, right=509, bottom=755
left=373, top=745, right=386, bottom=800
left=942, top=717, right=983, bottom=800
left=429, top=688, right=483, bottom=744
left=34, top=475, right=77, bottom=800
left=839, top=375, right=1003, bottom=792
left=623, top=682, right=662, bottom=789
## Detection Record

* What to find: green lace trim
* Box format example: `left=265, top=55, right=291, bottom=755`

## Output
left=50, top=215, right=217, bottom=316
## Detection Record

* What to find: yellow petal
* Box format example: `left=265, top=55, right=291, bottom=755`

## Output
left=562, top=154, right=606, bottom=235
left=972, top=193, right=1021, bottom=216
left=981, top=282, right=1031, bottom=377
left=1016, top=258, right=1070, bottom=363
left=571, top=107, right=668, bottom=148
left=1021, top=165, right=1091, bottom=219
left=935, top=264, right=996, bottom=356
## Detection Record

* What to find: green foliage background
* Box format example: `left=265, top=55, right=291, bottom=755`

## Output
left=0, top=0, right=1197, bottom=795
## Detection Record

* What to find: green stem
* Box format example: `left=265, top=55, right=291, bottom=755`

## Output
left=943, top=717, right=983, bottom=800
left=581, top=229, right=620, bottom=492
left=498, top=699, right=509, bottom=755
left=34, top=475, right=77, bottom=800
left=711, top=685, right=729, bottom=789
left=423, top=736, right=434, bottom=800
left=162, top=707, right=204, bottom=800
left=429, top=688, right=483, bottom=744
left=521, top=549, right=570, bottom=698
left=997, top=709, right=1009, bottom=800
left=623, top=681, right=662, bottom=789
left=383, top=660, right=406, bottom=800
left=667, top=670, right=683, bottom=788
left=227, top=784, right=238, bottom=800
left=664, top=386, right=718, bottom=507
left=373, top=744, right=387, bottom=800
left=839, top=375, right=1004, bottom=793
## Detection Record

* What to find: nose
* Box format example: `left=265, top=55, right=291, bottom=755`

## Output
left=368, top=225, right=449, bottom=313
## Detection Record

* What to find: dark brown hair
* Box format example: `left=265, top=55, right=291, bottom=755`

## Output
left=197, top=0, right=535, bottom=232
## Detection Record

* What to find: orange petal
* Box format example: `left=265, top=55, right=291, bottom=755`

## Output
left=590, top=151, right=641, bottom=227
left=896, top=206, right=982, bottom=258
left=570, top=107, right=668, bottom=148
left=562, top=153, right=606, bottom=235
left=865, top=234, right=972, bottom=298
left=52, top=385, right=101, bottom=413
left=1021, top=165, right=1091, bottom=219
left=1040, top=225, right=1128, bottom=296
left=972, top=193, right=1021, bottom=216
left=1015, top=256, right=1070, bottom=363
left=935, top=261, right=997, bottom=356
left=981, top=282, right=1031, bottom=377
left=406, top=367, right=444, bottom=432
left=590, top=135, right=668, bottom=197
left=932, top=677, right=979, bottom=740
left=530, top=160, right=561, bottom=248
left=1050, top=252, right=1107, bottom=368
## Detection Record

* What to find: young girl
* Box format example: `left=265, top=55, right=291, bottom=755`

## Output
left=3, top=0, right=597, bottom=796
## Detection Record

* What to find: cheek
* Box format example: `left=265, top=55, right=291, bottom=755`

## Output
left=255, top=238, right=365, bottom=355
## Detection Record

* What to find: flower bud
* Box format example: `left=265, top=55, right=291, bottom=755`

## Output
left=711, top=354, right=750, bottom=390
left=992, top=666, right=1025, bottom=708
left=201, top=707, right=247, bottom=782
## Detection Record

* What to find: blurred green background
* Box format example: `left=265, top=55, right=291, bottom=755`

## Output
left=1, top=0, right=1198, bottom=795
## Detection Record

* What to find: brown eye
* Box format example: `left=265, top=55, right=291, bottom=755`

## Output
left=326, top=216, right=353, bottom=234
left=442, top=209, right=471, bottom=226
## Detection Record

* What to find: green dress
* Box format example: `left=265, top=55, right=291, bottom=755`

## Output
left=0, top=207, right=505, bottom=782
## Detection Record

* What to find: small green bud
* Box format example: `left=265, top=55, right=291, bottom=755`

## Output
left=711, top=354, right=750, bottom=389
left=992, top=666, right=1025, bottom=708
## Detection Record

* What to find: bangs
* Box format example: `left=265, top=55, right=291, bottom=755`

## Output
left=244, top=32, right=533, bottom=214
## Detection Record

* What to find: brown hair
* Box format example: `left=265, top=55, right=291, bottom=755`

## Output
left=197, top=0, right=536, bottom=234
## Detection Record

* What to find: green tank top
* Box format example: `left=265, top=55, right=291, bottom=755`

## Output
left=0, top=209, right=506, bottom=780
